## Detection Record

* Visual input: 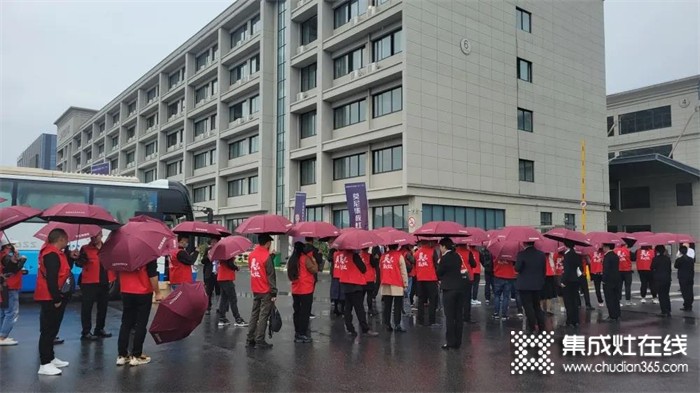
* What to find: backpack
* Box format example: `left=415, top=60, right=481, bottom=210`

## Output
left=268, top=304, right=282, bottom=338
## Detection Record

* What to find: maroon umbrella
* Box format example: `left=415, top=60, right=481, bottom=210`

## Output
left=676, top=234, right=696, bottom=244
left=235, top=214, right=292, bottom=235
left=487, top=238, right=522, bottom=261
left=210, top=223, right=232, bottom=237
left=586, top=232, right=624, bottom=249
left=172, top=221, right=221, bottom=238
left=636, top=233, right=676, bottom=247
left=0, top=197, right=6, bottom=203
left=544, top=228, right=590, bottom=247
left=208, top=236, right=252, bottom=261
left=632, top=231, right=654, bottom=238
left=99, top=221, right=177, bottom=271
left=534, top=237, right=560, bottom=253
left=0, top=206, right=43, bottom=231
left=34, top=222, right=102, bottom=242
left=288, top=221, right=340, bottom=239
left=414, top=221, right=470, bottom=237
left=616, top=232, right=637, bottom=247
left=331, top=229, right=383, bottom=250
left=42, top=203, right=120, bottom=226
left=377, top=230, right=416, bottom=247
left=149, top=282, right=208, bottom=344
left=497, top=226, right=542, bottom=243
left=373, top=227, right=399, bottom=233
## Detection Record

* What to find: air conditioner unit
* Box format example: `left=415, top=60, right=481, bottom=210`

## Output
left=296, top=91, right=308, bottom=101
left=127, top=137, right=135, bottom=143
left=86, top=139, right=92, bottom=145
left=146, top=153, right=156, bottom=161
left=236, top=118, right=245, bottom=126
left=126, top=162, right=135, bottom=168
left=368, top=62, right=380, bottom=72
left=297, top=45, right=305, bottom=55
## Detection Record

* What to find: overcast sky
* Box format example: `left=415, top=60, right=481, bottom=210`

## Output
left=1, top=0, right=698, bottom=167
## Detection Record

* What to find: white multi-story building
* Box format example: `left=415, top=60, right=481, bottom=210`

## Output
left=55, top=0, right=608, bottom=233
left=607, top=75, right=700, bottom=240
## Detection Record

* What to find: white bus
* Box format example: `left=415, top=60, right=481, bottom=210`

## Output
left=0, top=166, right=194, bottom=292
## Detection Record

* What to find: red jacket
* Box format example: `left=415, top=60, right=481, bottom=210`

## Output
left=217, top=260, right=236, bottom=282
left=169, top=248, right=193, bottom=285
left=493, top=259, right=517, bottom=280
left=79, top=244, right=104, bottom=284
left=470, top=247, right=481, bottom=274
left=590, top=251, right=603, bottom=274
left=545, top=253, right=555, bottom=276
left=455, top=248, right=475, bottom=281
left=361, top=250, right=375, bottom=283
left=34, top=244, right=71, bottom=301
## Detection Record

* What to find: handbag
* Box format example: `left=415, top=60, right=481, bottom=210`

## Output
left=268, top=304, right=282, bottom=338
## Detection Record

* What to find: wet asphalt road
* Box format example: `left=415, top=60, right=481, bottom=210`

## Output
left=1, top=271, right=698, bottom=393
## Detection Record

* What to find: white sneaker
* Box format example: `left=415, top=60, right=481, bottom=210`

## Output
left=475, top=300, right=482, bottom=305
left=560, top=307, right=566, bottom=313
left=517, top=313, right=524, bottom=318
left=640, top=298, right=646, bottom=304
left=652, top=299, right=659, bottom=304
left=598, top=302, right=605, bottom=307
left=620, top=303, right=624, bottom=307
left=38, top=363, right=62, bottom=376
left=51, top=358, right=69, bottom=368
left=626, top=301, right=634, bottom=306
left=129, top=355, right=151, bottom=366
left=0, top=337, right=18, bottom=346
left=116, top=356, right=128, bottom=366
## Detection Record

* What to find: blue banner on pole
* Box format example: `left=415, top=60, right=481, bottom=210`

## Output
left=91, top=162, right=110, bottom=175
left=344, top=182, right=368, bottom=230
left=293, top=192, right=306, bottom=224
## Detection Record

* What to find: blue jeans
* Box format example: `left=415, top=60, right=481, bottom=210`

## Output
left=492, top=278, right=514, bottom=317
left=0, top=290, right=19, bottom=338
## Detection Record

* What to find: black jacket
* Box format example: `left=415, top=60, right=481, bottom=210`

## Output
left=674, top=255, right=695, bottom=282
left=561, top=249, right=582, bottom=284
left=651, top=254, right=672, bottom=284
left=515, top=246, right=546, bottom=291
left=602, top=250, right=620, bottom=284
left=437, top=250, right=465, bottom=291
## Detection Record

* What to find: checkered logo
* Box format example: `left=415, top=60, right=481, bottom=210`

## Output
left=511, top=331, right=555, bottom=375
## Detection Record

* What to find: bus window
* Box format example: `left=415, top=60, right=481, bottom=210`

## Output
left=16, top=180, right=89, bottom=209
left=0, top=179, right=12, bottom=206
left=93, top=186, right=158, bottom=223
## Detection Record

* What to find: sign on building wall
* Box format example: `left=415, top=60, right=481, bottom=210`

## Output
left=293, top=192, right=306, bottom=224
left=344, top=182, right=368, bottom=230
left=90, top=162, right=110, bottom=175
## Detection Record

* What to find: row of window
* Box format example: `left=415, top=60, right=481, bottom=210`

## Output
left=423, top=204, right=506, bottom=231
left=608, top=105, right=672, bottom=136
left=331, top=203, right=406, bottom=230
left=331, top=86, right=402, bottom=129
left=228, top=175, right=259, bottom=197
left=230, top=14, right=261, bottom=50
left=193, top=148, right=217, bottom=169
left=300, top=145, right=403, bottom=185
left=610, top=183, right=693, bottom=210
left=228, top=134, right=259, bottom=159
left=332, top=29, right=402, bottom=79
left=539, top=212, right=577, bottom=229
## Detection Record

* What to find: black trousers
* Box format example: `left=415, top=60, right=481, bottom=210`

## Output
left=519, top=290, right=545, bottom=332
left=680, top=280, right=694, bottom=310
left=81, top=283, right=109, bottom=335
left=39, top=301, right=67, bottom=365
left=484, top=271, right=494, bottom=301
left=578, top=276, right=591, bottom=307
left=619, top=271, right=633, bottom=301
left=218, top=281, right=242, bottom=321
left=638, top=270, right=656, bottom=299
left=603, top=282, right=621, bottom=319
left=382, top=295, right=403, bottom=327
left=292, top=293, right=313, bottom=336
left=118, top=293, right=152, bottom=357
left=408, top=278, right=416, bottom=305
left=416, top=281, right=439, bottom=325
left=344, top=290, right=369, bottom=333
left=591, top=274, right=604, bottom=304
left=442, top=289, right=464, bottom=348
left=364, top=282, right=377, bottom=312
left=562, top=281, right=580, bottom=325
left=462, top=282, right=472, bottom=321
left=204, top=274, right=220, bottom=310
left=656, top=281, right=671, bottom=315
left=470, top=274, right=480, bottom=300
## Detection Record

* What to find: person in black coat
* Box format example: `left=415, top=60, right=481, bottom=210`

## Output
left=675, top=245, right=695, bottom=312
left=515, top=242, right=546, bottom=333
left=602, top=243, right=621, bottom=321
left=651, top=245, right=672, bottom=317
left=560, top=241, right=582, bottom=327
left=436, top=238, right=466, bottom=350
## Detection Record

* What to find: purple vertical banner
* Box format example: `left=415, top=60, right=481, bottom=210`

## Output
left=292, top=192, right=306, bottom=243
left=344, top=182, right=368, bottom=230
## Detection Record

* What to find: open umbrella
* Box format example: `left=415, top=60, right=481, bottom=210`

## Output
left=462, top=227, right=488, bottom=245
left=172, top=221, right=221, bottom=238
left=676, top=234, right=696, bottom=244
left=208, top=236, right=252, bottom=261
left=636, top=233, right=676, bottom=247
left=534, top=237, right=560, bottom=253
left=149, top=282, right=208, bottom=344
left=586, top=232, right=624, bottom=249
left=373, top=227, right=399, bottom=233
left=288, top=221, right=340, bottom=239
left=414, top=221, right=470, bottom=237
left=41, top=203, right=120, bottom=226
left=34, top=222, right=102, bottom=242
left=631, top=231, right=654, bottom=238
left=616, top=232, right=637, bottom=247
left=497, top=226, right=542, bottom=243
left=99, top=221, right=177, bottom=271
left=210, top=223, right=232, bottom=237
left=0, top=206, right=43, bottom=231
left=377, top=230, right=416, bottom=247
left=331, top=229, right=383, bottom=250
left=544, top=228, right=590, bottom=247
left=235, top=214, right=292, bottom=235
left=487, top=238, right=522, bottom=261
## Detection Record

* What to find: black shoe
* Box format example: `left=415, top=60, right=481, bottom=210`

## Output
left=81, top=333, right=98, bottom=341
left=362, top=330, right=379, bottom=337
left=604, top=317, right=619, bottom=322
left=385, top=326, right=394, bottom=332
left=94, top=330, right=112, bottom=338
left=309, top=313, right=316, bottom=319
left=586, top=306, right=595, bottom=311
left=680, top=307, right=692, bottom=312
left=245, top=340, right=256, bottom=348
left=347, top=330, right=358, bottom=337
left=394, top=326, right=407, bottom=333
left=463, top=319, right=478, bottom=324
left=441, top=344, right=452, bottom=350
left=53, top=336, right=64, bottom=345
left=256, top=341, right=273, bottom=349
left=294, top=335, right=313, bottom=344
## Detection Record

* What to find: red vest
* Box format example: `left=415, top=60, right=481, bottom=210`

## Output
left=402, top=249, right=416, bottom=277
left=380, top=250, right=404, bottom=287
left=554, top=254, right=564, bottom=275
left=34, top=244, right=71, bottom=301
left=414, top=246, right=438, bottom=282
left=361, top=250, right=375, bottom=283
left=0, top=249, right=22, bottom=290
left=545, top=253, right=555, bottom=276
left=636, top=249, right=653, bottom=271
left=120, top=267, right=152, bottom=295
left=79, top=244, right=103, bottom=284
left=590, top=251, right=603, bottom=274
left=169, top=248, right=192, bottom=285
left=249, top=246, right=271, bottom=294
left=217, top=260, right=236, bottom=282
left=455, top=248, right=475, bottom=281
left=615, top=247, right=632, bottom=272
left=470, top=248, right=481, bottom=274
left=291, top=254, right=315, bottom=295
left=335, top=250, right=365, bottom=285
left=493, top=259, right=517, bottom=280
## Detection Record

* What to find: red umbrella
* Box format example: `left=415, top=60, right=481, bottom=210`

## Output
left=676, top=234, right=696, bottom=244
left=210, top=223, right=232, bottom=237
left=99, top=221, right=177, bottom=271
left=34, top=222, right=102, bottom=242
left=0, top=206, right=43, bottom=231
left=534, top=237, right=560, bottom=253
left=377, top=230, right=417, bottom=246
left=544, top=228, right=590, bottom=247
left=288, top=221, right=340, bottom=239
left=616, top=232, right=637, bottom=247
left=373, top=227, right=399, bottom=233
left=414, top=221, right=470, bottom=237
left=331, top=229, right=383, bottom=250
left=42, top=203, right=120, bottom=226
left=586, top=232, right=624, bottom=249
left=574, top=245, right=596, bottom=255
left=497, top=226, right=542, bottom=242
left=632, top=231, right=654, bottom=238
left=487, top=239, right=522, bottom=261
left=172, top=221, right=221, bottom=238
left=235, top=214, right=292, bottom=235
left=464, top=227, right=488, bottom=245
left=208, top=236, right=252, bottom=260
left=150, top=282, right=208, bottom=344
left=0, top=197, right=6, bottom=203
left=636, top=233, right=676, bottom=247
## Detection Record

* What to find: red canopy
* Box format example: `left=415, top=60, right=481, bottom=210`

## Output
left=585, top=232, right=625, bottom=248
left=377, top=230, right=417, bottom=247
left=487, top=239, right=522, bottom=261
left=497, top=226, right=542, bottom=243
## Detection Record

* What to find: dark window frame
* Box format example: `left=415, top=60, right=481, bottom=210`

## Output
left=519, top=159, right=534, bottom=182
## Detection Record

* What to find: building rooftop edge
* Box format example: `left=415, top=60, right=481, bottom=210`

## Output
left=53, top=106, right=99, bottom=125
left=607, top=74, right=700, bottom=105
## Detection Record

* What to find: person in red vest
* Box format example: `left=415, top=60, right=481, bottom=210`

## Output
left=554, top=250, right=565, bottom=313
left=539, top=252, right=557, bottom=314
left=168, top=235, right=198, bottom=290
left=361, top=248, right=378, bottom=316
left=413, top=240, right=440, bottom=326
left=492, top=257, right=517, bottom=320
left=380, top=244, right=408, bottom=332
left=287, top=241, right=318, bottom=343
left=116, top=259, right=163, bottom=367
left=615, top=244, right=634, bottom=306
left=0, top=239, right=26, bottom=346
left=636, top=246, right=657, bottom=304
left=589, top=249, right=605, bottom=307
left=35, top=229, right=72, bottom=376
left=216, top=254, right=248, bottom=328
left=76, top=233, right=112, bottom=341
left=336, top=248, right=379, bottom=337
left=246, top=234, right=278, bottom=349
left=401, top=245, right=416, bottom=310
left=455, top=244, right=476, bottom=323
left=468, top=245, right=482, bottom=305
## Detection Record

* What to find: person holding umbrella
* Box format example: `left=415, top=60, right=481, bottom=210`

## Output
left=246, top=234, right=277, bottom=349
left=602, top=243, right=621, bottom=322
left=0, top=239, right=26, bottom=346
left=379, top=244, right=408, bottom=332
left=76, top=232, right=112, bottom=341
left=288, top=241, right=318, bottom=343
left=651, top=245, right=672, bottom=318
left=413, top=240, right=440, bottom=326
left=515, top=242, right=547, bottom=333
left=455, top=243, right=476, bottom=323
left=636, top=245, right=657, bottom=304
left=589, top=248, right=605, bottom=307
left=216, top=255, right=248, bottom=328
left=560, top=241, right=582, bottom=327
left=675, top=245, right=695, bottom=312
left=360, top=247, right=378, bottom=317
left=614, top=242, right=634, bottom=306
left=169, top=235, right=199, bottom=290
left=436, top=238, right=465, bottom=350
